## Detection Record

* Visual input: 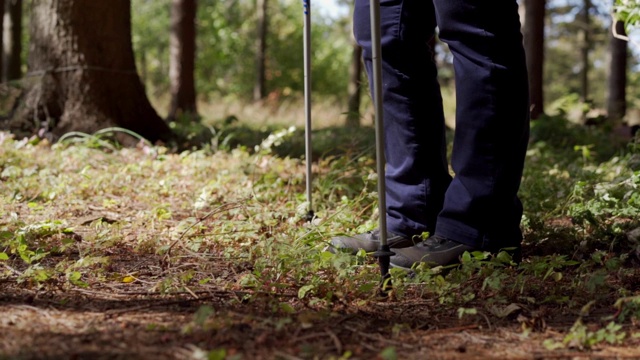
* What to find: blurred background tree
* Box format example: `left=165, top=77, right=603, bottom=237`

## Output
left=1, top=0, right=639, bottom=140
left=3, top=0, right=21, bottom=82
left=131, top=0, right=351, bottom=120
left=129, top=0, right=640, bottom=127
left=168, top=0, right=198, bottom=121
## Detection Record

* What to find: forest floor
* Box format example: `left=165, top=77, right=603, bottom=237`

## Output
left=2, top=252, right=640, bottom=360
left=1, top=129, right=640, bottom=360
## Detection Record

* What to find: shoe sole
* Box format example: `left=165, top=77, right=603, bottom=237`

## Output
left=389, top=251, right=523, bottom=273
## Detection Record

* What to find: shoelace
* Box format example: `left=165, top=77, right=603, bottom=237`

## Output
left=421, top=235, right=447, bottom=248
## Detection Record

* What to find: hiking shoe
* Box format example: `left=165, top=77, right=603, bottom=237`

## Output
left=390, top=235, right=476, bottom=270
left=391, top=235, right=522, bottom=270
left=329, top=229, right=418, bottom=254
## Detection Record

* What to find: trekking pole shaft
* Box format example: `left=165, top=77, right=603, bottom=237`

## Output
left=370, top=0, right=386, bottom=244
left=303, top=0, right=314, bottom=217
left=369, top=0, right=393, bottom=293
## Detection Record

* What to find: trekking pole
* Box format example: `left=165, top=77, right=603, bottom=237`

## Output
left=302, top=0, right=314, bottom=222
left=369, top=0, right=394, bottom=293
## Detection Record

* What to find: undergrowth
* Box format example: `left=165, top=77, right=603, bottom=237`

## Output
left=1, top=114, right=640, bottom=354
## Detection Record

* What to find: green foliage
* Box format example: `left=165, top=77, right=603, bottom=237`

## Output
left=614, top=0, right=640, bottom=32
left=3, top=109, right=640, bottom=355
left=0, top=219, right=80, bottom=285
left=544, top=320, right=627, bottom=350
left=196, top=118, right=376, bottom=159
left=613, top=295, right=640, bottom=322
left=3, top=220, right=72, bottom=264
left=129, top=0, right=640, bottom=123
left=195, top=0, right=257, bottom=97
left=378, top=347, right=398, bottom=360
left=544, top=4, right=620, bottom=110
left=519, top=114, right=637, bottom=252
left=132, top=0, right=352, bottom=101
left=131, top=0, right=171, bottom=94
left=57, top=127, right=154, bottom=150
left=529, top=112, right=621, bottom=164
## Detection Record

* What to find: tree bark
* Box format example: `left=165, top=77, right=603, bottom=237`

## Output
left=0, top=0, right=4, bottom=80
left=345, top=42, right=362, bottom=128
left=168, top=0, right=197, bottom=121
left=2, top=0, right=21, bottom=81
left=607, top=14, right=627, bottom=122
left=523, top=0, right=545, bottom=119
left=579, top=0, right=591, bottom=103
left=5, top=0, right=172, bottom=143
left=253, top=0, right=268, bottom=101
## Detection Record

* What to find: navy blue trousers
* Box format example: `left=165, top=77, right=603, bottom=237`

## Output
left=353, top=0, right=530, bottom=250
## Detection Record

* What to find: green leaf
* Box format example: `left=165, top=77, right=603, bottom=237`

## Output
left=543, top=338, right=564, bottom=350
left=68, top=271, right=82, bottom=281
left=0, top=252, right=8, bottom=260
left=457, top=307, right=477, bottom=318
left=298, top=284, right=314, bottom=299
left=194, top=305, right=215, bottom=326
left=207, top=349, right=227, bottom=360
left=320, top=251, right=333, bottom=261
left=66, top=271, right=88, bottom=287
left=358, top=283, right=376, bottom=293
left=461, top=251, right=471, bottom=263
left=379, top=346, right=397, bottom=360
left=496, top=250, right=514, bottom=263
left=279, top=302, right=296, bottom=314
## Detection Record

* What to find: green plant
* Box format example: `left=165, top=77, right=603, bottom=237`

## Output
left=3, top=108, right=640, bottom=356
left=613, top=295, right=640, bottom=323
left=560, top=320, right=626, bottom=349
left=2, top=220, right=74, bottom=264
left=614, top=0, right=640, bottom=33
left=58, top=127, right=153, bottom=151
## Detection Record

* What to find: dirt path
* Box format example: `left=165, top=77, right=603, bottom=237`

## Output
left=3, top=285, right=640, bottom=360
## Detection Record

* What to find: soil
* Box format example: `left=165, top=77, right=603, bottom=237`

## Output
left=2, top=254, right=640, bottom=360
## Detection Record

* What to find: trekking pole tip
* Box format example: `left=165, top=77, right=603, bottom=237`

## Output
left=303, top=210, right=315, bottom=223
left=373, top=245, right=395, bottom=295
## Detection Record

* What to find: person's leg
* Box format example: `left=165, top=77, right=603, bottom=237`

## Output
left=353, top=0, right=451, bottom=239
left=432, top=0, right=530, bottom=251
left=389, top=0, right=529, bottom=269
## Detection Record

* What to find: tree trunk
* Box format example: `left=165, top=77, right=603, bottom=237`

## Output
left=0, top=0, right=4, bottom=80
left=2, top=0, right=21, bottom=81
left=524, top=0, right=545, bottom=119
left=5, top=0, right=172, bottom=143
left=253, top=0, right=268, bottom=101
left=345, top=42, right=362, bottom=128
left=579, top=0, right=591, bottom=103
left=168, top=0, right=197, bottom=121
left=607, top=13, right=627, bottom=122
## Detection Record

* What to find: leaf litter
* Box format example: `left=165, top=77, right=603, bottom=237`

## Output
left=1, top=132, right=639, bottom=359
